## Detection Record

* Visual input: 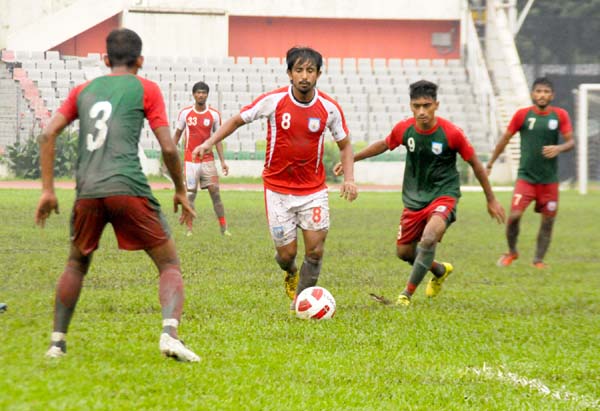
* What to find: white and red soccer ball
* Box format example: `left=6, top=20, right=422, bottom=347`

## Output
left=294, top=286, right=336, bottom=320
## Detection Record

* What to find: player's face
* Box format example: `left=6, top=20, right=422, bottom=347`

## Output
left=531, top=85, right=554, bottom=109
left=410, top=96, right=439, bottom=129
left=287, top=59, right=321, bottom=99
left=193, top=89, right=208, bottom=106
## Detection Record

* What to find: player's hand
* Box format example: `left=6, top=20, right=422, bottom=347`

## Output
left=174, top=191, right=196, bottom=226
left=487, top=198, right=505, bottom=224
left=542, top=145, right=561, bottom=159
left=340, top=180, right=358, bottom=202
left=332, top=162, right=344, bottom=176
left=35, top=191, right=59, bottom=228
left=192, top=142, right=211, bottom=161
left=222, top=162, right=229, bottom=176
left=485, top=162, right=493, bottom=176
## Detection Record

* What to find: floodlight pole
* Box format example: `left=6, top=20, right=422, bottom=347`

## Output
left=513, top=0, right=535, bottom=36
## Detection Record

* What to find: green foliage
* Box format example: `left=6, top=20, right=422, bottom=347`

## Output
left=3, top=133, right=78, bottom=179
left=323, top=141, right=341, bottom=183
left=2, top=189, right=599, bottom=410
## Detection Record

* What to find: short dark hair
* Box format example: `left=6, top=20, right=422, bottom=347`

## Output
left=409, top=80, right=438, bottom=100
left=192, top=81, right=209, bottom=93
left=286, top=46, right=323, bottom=72
left=532, top=77, right=553, bottom=91
left=106, top=28, right=142, bottom=68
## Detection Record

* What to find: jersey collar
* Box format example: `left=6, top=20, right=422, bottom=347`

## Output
left=288, top=85, right=318, bottom=108
left=193, top=105, right=209, bottom=114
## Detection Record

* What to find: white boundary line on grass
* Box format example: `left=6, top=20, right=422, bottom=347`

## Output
left=468, top=364, right=600, bottom=410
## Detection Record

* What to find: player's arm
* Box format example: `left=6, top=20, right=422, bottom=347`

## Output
left=333, top=139, right=388, bottom=176
left=192, top=114, right=245, bottom=160
left=35, top=113, right=70, bottom=227
left=173, top=128, right=184, bottom=147
left=486, top=129, right=514, bottom=175
left=542, top=130, right=574, bottom=159
left=336, top=137, right=358, bottom=202
left=153, top=126, right=195, bottom=224
left=467, top=154, right=506, bottom=224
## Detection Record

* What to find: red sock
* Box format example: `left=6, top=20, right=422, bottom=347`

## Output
left=218, top=217, right=226, bottom=228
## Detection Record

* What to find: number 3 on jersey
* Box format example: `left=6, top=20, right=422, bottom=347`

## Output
left=86, top=101, right=112, bottom=151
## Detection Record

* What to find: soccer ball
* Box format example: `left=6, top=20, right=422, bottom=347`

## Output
left=294, top=286, right=336, bottom=320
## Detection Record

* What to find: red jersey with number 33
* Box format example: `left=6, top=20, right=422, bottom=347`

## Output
left=176, top=106, right=221, bottom=163
left=240, top=85, right=348, bottom=195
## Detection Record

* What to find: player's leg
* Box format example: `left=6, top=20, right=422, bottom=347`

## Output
left=146, top=239, right=199, bottom=362
left=207, top=184, right=229, bottom=235
left=532, top=183, right=558, bottom=268
left=294, top=189, right=330, bottom=298
left=46, top=245, right=92, bottom=358
left=46, top=198, right=106, bottom=358
left=275, top=240, right=299, bottom=300
left=184, top=161, right=199, bottom=235
left=498, top=179, right=533, bottom=266
left=107, top=195, right=199, bottom=362
left=297, top=229, right=327, bottom=296
left=533, top=215, right=555, bottom=267
left=398, top=214, right=447, bottom=305
left=265, top=188, right=301, bottom=299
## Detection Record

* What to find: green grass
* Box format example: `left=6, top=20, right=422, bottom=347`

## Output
left=1, top=188, right=599, bottom=410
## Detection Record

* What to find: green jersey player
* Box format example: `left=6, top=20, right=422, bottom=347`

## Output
left=487, top=77, right=574, bottom=269
left=35, top=28, right=199, bottom=362
left=335, top=80, right=505, bottom=306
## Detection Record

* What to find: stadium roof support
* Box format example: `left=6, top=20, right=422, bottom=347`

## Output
left=6, top=0, right=124, bottom=51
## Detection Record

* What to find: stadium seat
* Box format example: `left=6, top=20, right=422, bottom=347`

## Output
left=1, top=49, right=16, bottom=63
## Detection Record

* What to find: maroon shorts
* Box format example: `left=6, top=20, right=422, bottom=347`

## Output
left=511, top=179, right=559, bottom=217
left=396, top=196, right=457, bottom=245
left=70, top=196, right=171, bottom=255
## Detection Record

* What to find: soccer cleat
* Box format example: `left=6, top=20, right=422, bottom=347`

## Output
left=159, top=333, right=200, bottom=362
left=284, top=270, right=299, bottom=300
left=497, top=252, right=519, bottom=267
left=221, top=229, right=232, bottom=237
left=45, top=342, right=66, bottom=358
left=185, top=230, right=193, bottom=237
left=426, top=262, right=453, bottom=298
left=396, top=294, right=411, bottom=307
left=532, top=261, right=549, bottom=269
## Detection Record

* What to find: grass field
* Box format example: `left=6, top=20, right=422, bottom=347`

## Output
left=1, top=187, right=599, bottom=410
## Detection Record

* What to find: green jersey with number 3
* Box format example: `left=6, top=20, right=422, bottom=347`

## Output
left=58, top=74, right=169, bottom=202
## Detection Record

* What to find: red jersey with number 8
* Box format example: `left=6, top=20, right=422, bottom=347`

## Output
left=240, top=85, right=348, bottom=195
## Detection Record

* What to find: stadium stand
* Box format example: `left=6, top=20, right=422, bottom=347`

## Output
left=1, top=50, right=492, bottom=159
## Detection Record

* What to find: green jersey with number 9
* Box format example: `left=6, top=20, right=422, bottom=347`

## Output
left=385, top=117, right=476, bottom=211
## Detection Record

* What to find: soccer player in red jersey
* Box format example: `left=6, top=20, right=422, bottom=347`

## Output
left=335, top=80, right=505, bottom=306
left=35, top=28, right=200, bottom=362
left=192, top=46, right=358, bottom=307
left=174, top=81, right=231, bottom=236
left=487, top=77, right=574, bottom=269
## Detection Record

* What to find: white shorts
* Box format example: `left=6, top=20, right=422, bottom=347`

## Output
left=184, top=160, right=218, bottom=191
left=265, top=188, right=330, bottom=247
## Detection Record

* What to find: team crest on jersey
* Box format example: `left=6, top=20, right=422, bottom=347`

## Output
left=548, top=119, right=558, bottom=130
left=203, top=118, right=211, bottom=127
left=432, top=142, right=443, bottom=155
left=308, top=118, right=321, bottom=132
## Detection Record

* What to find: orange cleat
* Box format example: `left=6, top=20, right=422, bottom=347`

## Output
left=532, top=261, right=549, bottom=269
left=497, top=252, right=519, bottom=267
